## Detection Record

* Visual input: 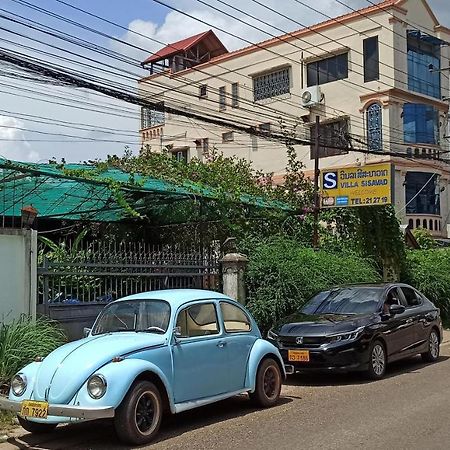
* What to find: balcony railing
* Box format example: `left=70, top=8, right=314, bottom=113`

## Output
left=406, top=214, right=443, bottom=237
left=141, top=125, right=164, bottom=141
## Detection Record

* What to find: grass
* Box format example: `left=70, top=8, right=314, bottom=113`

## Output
left=0, top=316, right=66, bottom=390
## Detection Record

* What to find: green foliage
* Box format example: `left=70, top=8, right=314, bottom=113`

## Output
left=412, top=228, right=437, bottom=250
left=404, top=248, right=450, bottom=317
left=244, top=237, right=381, bottom=332
left=0, top=316, right=66, bottom=389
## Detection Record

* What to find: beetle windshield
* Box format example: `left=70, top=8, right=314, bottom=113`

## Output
left=92, top=300, right=171, bottom=335
left=301, top=287, right=383, bottom=315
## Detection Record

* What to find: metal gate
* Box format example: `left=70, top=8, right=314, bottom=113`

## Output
left=37, top=241, right=220, bottom=340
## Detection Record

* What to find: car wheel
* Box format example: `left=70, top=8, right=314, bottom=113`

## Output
left=249, top=358, right=282, bottom=408
left=367, top=340, right=387, bottom=380
left=114, top=380, right=163, bottom=445
left=421, top=329, right=440, bottom=363
left=17, top=416, right=57, bottom=434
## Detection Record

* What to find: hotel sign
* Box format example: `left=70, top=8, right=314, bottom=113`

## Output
left=321, top=163, right=393, bottom=208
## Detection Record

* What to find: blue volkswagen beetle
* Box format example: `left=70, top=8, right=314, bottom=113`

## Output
left=0, top=290, right=285, bottom=445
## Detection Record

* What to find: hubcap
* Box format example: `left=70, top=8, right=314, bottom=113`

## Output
left=135, top=391, right=157, bottom=435
left=372, top=344, right=385, bottom=376
left=263, top=366, right=279, bottom=399
left=429, top=332, right=439, bottom=359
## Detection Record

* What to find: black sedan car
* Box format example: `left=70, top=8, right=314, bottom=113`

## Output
left=267, top=284, right=443, bottom=379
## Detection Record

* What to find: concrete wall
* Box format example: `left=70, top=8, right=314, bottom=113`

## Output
left=0, top=228, right=37, bottom=323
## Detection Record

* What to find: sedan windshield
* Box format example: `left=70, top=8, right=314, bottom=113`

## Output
left=301, top=287, right=383, bottom=315
left=92, top=300, right=171, bottom=335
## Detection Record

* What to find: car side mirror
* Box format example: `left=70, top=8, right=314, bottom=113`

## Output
left=83, top=327, right=91, bottom=337
left=389, top=304, right=406, bottom=316
left=172, top=326, right=182, bottom=344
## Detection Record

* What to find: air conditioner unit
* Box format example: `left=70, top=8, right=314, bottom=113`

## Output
left=301, top=86, right=323, bottom=108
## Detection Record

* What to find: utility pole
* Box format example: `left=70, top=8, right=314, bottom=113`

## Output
left=313, top=115, right=320, bottom=249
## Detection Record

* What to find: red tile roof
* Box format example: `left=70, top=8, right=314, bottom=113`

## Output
left=142, top=30, right=228, bottom=65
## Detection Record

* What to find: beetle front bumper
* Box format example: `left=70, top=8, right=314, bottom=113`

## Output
left=0, top=395, right=115, bottom=420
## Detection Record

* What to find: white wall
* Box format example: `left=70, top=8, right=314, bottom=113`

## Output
left=0, top=228, right=37, bottom=323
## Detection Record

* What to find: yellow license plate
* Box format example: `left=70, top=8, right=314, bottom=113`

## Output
left=20, top=400, right=49, bottom=419
left=288, top=350, right=310, bottom=362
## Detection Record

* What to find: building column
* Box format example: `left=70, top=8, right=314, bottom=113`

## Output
left=220, top=252, right=248, bottom=305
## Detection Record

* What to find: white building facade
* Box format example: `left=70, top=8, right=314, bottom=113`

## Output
left=138, top=0, right=450, bottom=238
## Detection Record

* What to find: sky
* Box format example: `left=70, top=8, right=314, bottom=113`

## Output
left=0, top=0, right=449, bottom=163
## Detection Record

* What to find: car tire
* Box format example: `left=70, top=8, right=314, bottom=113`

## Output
left=114, top=380, right=163, bottom=445
left=421, top=329, right=440, bottom=363
left=17, top=416, right=57, bottom=434
left=249, top=358, right=282, bottom=408
left=367, top=340, right=387, bottom=380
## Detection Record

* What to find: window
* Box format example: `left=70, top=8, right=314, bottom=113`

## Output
left=231, top=82, right=239, bottom=108
left=172, top=148, right=188, bottom=163
left=251, top=134, right=258, bottom=152
left=400, top=287, right=422, bottom=307
left=307, top=53, right=348, bottom=87
left=222, top=131, right=234, bottom=142
left=366, top=103, right=382, bottom=151
left=176, top=303, right=219, bottom=337
left=403, top=103, right=438, bottom=144
left=219, top=86, right=226, bottom=110
left=407, top=31, right=441, bottom=99
left=405, top=171, right=440, bottom=215
left=195, top=138, right=209, bottom=154
left=220, top=302, right=251, bottom=333
left=310, top=118, right=350, bottom=159
left=199, top=84, right=207, bottom=98
left=259, top=123, right=271, bottom=134
left=253, top=67, right=290, bottom=101
left=141, top=103, right=165, bottom=129
left=363, top=36, right=379, bottom=82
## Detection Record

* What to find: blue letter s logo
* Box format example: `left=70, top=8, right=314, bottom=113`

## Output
left=323, top=172, right=337, bottom=189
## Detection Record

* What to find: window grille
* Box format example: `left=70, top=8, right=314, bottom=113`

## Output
left=199, top=85, right=207, bottom=98
left=253, top=68, right=290, bottom=101
left=231, top=83, right=239, bottom=107
left=310, top=118, right=349, bottom=159
left=222, top=131, right=234, bottom=142
left=141, top=103, right=165, bottom=129
left=219, top=86, right=226, bottom=110
left=366, top=103, right=382, bottom=151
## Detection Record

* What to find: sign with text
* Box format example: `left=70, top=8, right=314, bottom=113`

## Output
left=321, top=163, right=393, bottom=208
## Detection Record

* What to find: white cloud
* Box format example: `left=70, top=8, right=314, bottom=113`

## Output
left=0, top=115, right=39, bottom=162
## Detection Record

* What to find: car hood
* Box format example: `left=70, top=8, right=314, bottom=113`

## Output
left=274, top=312, right=374, bottom=336
left=34, top=332, right=167, bottom=404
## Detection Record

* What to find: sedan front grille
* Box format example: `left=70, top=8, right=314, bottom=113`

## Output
left=279, top=336, right=326, bottom=348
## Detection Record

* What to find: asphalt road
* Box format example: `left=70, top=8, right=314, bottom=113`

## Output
left=2, top=342, right=450, bottom=450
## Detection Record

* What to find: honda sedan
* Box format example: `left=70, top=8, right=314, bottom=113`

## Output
left=267, top=283, right=442, bottom=379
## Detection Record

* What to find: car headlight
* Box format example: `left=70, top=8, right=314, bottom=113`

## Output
left=87, top=375, right=107, bottom=399
left=328, top=327, right=364, bottom=344
left=267, top=329, right=279, bottom=340
left=11, top=373, right=27, bottom=397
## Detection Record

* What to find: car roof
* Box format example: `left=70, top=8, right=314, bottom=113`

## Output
left=115, top=289, right=233, bottom=309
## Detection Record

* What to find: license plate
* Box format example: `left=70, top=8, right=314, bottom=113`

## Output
left=20, top=400, right=49, bottom=419
left=288, top=350, right=310, bottom=362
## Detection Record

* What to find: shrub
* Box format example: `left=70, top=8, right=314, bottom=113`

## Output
left=412, top=228, right=437, bottom=250
left=0, top=316, right=66, bottom=391
left=404, top=249, right=450, bottom=318
left=245, top=238, right=381, bottom=333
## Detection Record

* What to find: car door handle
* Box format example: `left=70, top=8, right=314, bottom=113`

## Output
left=217, top=341, right=227, bottom=348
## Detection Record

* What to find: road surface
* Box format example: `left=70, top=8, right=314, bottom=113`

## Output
left=2, top=342, right=450, bottom=450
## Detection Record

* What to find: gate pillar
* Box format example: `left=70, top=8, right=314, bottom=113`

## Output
left=220, top=252, right=248, bottom=305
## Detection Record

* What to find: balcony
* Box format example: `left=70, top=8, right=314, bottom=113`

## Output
left=141, top=125, right=164, bottom=142
left=406, top=214, right=443, bottom=237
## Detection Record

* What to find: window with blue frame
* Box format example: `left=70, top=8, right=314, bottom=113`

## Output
left=366, top=103, right=382, bottom=151
left=405, top=172, right=440, bottom=215
left=403, top=103, right=438, bottom=144
left=407, top=30, right=441, bottom=99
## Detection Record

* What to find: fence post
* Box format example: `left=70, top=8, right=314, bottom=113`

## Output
left=220, top=252, right=248, bottom=305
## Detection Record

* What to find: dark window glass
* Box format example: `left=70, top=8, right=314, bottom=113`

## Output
left=400, top=287, right=422, bottom=307
left=403, top=103, right=438, bottom=144
left=301, top=287, right=383, bottom=315
left=141, top=103, right=165, bottom=129
left=219, top=86, right=226, bottom=110
left=405, top=171, right=440, bottom=215
left=310, top=118, right=350, bottom=159
left=199, top=84, right=207, bottom=98
left=366, top=103, right=382, bottom=151
left=363, top=36, right=379, bottom=82
left=307, top=53, right=348, bottom=86
left=172, top=149, right=188, bottom=163
left=231, top=82, right=239, bottom=107
left=407, top=31, right=441, bottom=99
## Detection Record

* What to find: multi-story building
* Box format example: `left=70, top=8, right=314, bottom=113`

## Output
left=138, top=0, right=450, bottom=238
